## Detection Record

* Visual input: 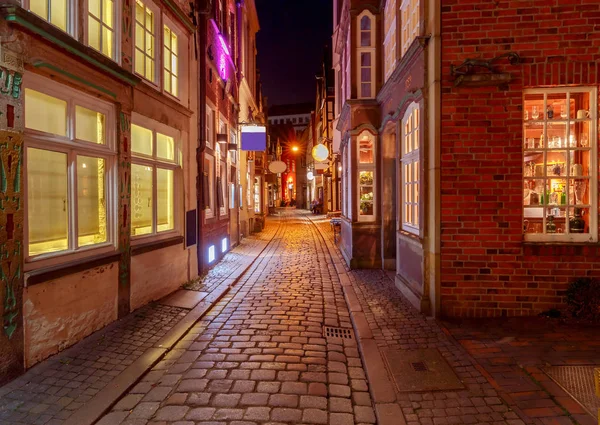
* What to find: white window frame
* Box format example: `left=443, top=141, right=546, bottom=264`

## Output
left=401, top=103, right=420, bottom=234
left=383, top=0, right=397, bottom=81
left=356, top=11, right=376, bottom=99
left=162, top=15, right=188, bottom=105
left=346, top=143, right=352, bottom=220
left=130, top=113, right=181, bottom=242
left=523, top=86, right=598, bottom=243
left=24, top=0, right=77, bottom=35
left=206, top=104, right=215, bottom=149
left=400, top=0, right=419, bottom=57
left=357, top=130, right=375, bottom=222
left=205, top=154, right=215, bottom=219
left=23, top=73, right=117, bottom=271
left=85, top=0, right=121, bottom=62
left=344, top=32, right=350, bottom=103
left=133, top=0, right=159, bottom=85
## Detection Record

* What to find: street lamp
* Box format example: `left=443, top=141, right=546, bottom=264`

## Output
left=291, top=146, right=299, bottom=153
left=311, top=143, right=329, bottom=162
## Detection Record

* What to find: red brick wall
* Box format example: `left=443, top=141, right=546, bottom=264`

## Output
left=440, top=1, right=600, bottom=317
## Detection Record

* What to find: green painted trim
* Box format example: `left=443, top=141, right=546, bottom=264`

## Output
left=5, top=13, right=138, bottom=86
left=162, top=0, right=196, bottom=33
left=33, top=62, right=117, bottom=98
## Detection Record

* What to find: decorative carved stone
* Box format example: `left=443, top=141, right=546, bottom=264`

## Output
left=450, top=52, right=521, bottom=87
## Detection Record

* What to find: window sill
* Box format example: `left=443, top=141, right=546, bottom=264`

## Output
left=132, top=235, right=184, bottom=256
left=25, top=251, right=121, bottom=287
left=1, top=6, right=140, bottom=87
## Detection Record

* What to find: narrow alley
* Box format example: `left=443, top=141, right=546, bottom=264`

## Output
left=2, top=210, right=597, bottom=425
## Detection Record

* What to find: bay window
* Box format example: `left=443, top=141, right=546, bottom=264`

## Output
left=24, top=76, right=115, bottom=261
left=523, top=87, right=597, bottom=242
left=134, top=0, right=157, bottom=83
left=383, top=0, right=397, bottom=81
left=357, top=131, right=374, bottom=221
left=131, top=117, right=179, bottom=237
left=27, top=0, right=68, bottom=31
left=356, top=12, right=376, bottom=99
left=88, top=0, right=116, bottom=59
left=401, top=103, right=420, bottom=233
left=400, top=0, right=419, bottom=57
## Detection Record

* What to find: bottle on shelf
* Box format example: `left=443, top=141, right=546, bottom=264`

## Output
left=547, top=104, right=554, bottom=119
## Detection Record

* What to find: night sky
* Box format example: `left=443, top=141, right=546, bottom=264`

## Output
left=255, top=0, right=333, bottom=107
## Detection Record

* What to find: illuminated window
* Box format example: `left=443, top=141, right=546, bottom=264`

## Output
left=356, top=11, right=376, bottom=99
left=383, top=0, right=397, bottom=81
left=221, top=237, right=228, bottom=253
left=131, top=117, right=179, bottom=237
left=88, top=0, right=116, bottom=59
left=522, top=87, right=597, bottom=242
left=28, top=0, right=68, bottom=31
left=400, top=0, right=419, bottom=57
left=134, top=0, right=156, bottom=82
left=205, top=154, right=215, bottom=219
left=206, top=105, right=215, bottom=149
left=24, top=78, right=115, bottom=260
left=163, top=25, right=179, bottom=97
left=401, top=103, right=419, bottom=233
left=357, top=131, right=375, bottom=221
left=254, top=176, right=261, bottom=214
left=208, top=245, right=216, bottom=263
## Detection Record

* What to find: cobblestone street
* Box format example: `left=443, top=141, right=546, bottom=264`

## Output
left=1, top=210, right=598, bottom=425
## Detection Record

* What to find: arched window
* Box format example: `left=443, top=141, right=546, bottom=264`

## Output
left=356, top=11, right=376, bottom=99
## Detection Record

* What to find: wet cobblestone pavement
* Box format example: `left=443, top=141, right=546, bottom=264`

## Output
left=1, top=210, right=597, bottom=425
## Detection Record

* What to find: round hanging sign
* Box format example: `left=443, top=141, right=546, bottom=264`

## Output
left=268, top=160, right=287, bottom=174
left=311, top=144, right=329, bottom=162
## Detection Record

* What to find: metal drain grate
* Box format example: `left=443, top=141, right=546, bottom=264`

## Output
left=323, top=326, right=353, bottom=339
left=544, top=366, right=600, bottom=419
left=411, top=361, right=428, bottom=372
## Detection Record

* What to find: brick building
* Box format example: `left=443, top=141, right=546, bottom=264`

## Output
left=439, top=1, right=600, bottom=317
left=334, top=0, right=600, bottom=317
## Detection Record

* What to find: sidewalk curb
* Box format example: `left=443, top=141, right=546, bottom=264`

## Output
left=306, top=214, right=407, bottom=425
left=65, top=217, right=284, bottom=425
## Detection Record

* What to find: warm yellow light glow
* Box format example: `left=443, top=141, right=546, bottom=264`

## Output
left=132, top=124, right=153, bottom=156
left=338, top=166, right=342, bottom=171
left=25, top=89, right=67, bottom=136
left=78, top=156, right=107, bottom=247
left=157, top=168, right=174, bottom=232
left=291, top=146, right=299, bottom=152
left=132, top=164, right=153, bottom=236
left=312, top=143, right=329, bottom=162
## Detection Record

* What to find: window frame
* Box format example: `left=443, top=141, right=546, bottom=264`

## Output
left=133, top=0, right=159, bottom=86
left=24, top=0, right=77, bottom=35
left=130, top=113, right=181, bottom=242
left=400, top=103, right=420, bottom=234
left=356, top=10, right=376, bottom=99
left=23, top=74, right=117, bottom=270
left=356, top=130, right=376, bottom=222
left=522, top=86, right=598, bottom=243
left=383, top=0, right=397, bottom=82
left=85, top=0, right=121, bottom=62
left=205, top=153, right=215, bottom=219
left=161, top=15, right=188, bottom=104
left=400, top=0, right=419, bottom=57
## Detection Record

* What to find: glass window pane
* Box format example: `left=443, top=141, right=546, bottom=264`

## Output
left=157, top=168, right=174, bottom=232
left=361, top=52, right=371, bottom=67
left=163, top=47, right=171, bottom=71
left=27, top=148, right=68, bottom=256
left=135, top=22, right=144, bottom=49
left=88, top=0, right=100, bottom=18
left=360, top=83, right=371, bottom=98
left=164, top=71, right=171, bottom=93
left=146, top=33, right=154, bottom=56
left=102, top=26, right=113, bottom=58
left=103, top=0, right=114, bottom=27
left=131, top=164, right=153, bottom=236
left=359, top=135, right=373, bottom=163
left=360, top=16, right=371, bottom=31
left=50, top=0, right=67, bottom=30
left=76, top=105, right=106, bottom=144
left=131, top=124, right=153, bottom=156
left=171, top=33, right=178, bottom=55
left=135, top=49, right=145, bottom=75
left=157, top=133, right=175, bottom=161
left=135, top=1, right=144, bottom=22
left=171, top=75, right=178, bottom=96
left=25, top=89, right=67, bottom=137
left=77, top=156, right=107, bottom=247
left=29, top=0, right=49, bottom=23
left=88, top=17, right=101, bottom=51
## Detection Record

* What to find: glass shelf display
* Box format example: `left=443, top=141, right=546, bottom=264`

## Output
left=523, top=89, right=594, bottom=238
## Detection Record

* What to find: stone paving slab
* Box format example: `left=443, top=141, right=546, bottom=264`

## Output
left=309, top=212, right=598, bottom=425
left=0, top=219, right=280, bottom=425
